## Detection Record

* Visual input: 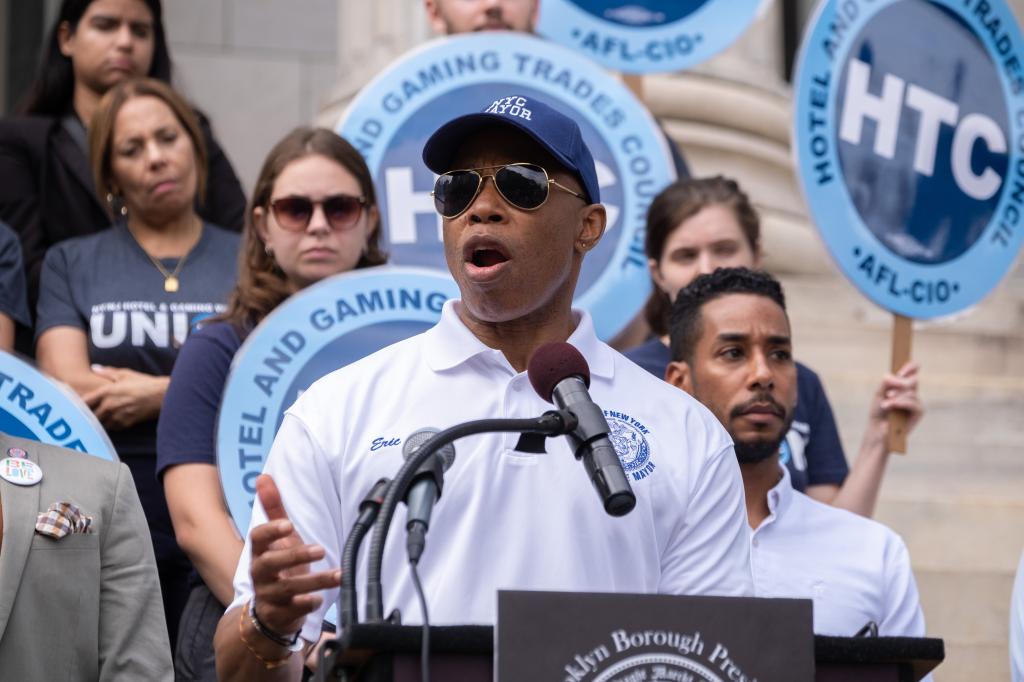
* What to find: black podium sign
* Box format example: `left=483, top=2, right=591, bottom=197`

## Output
left=496, top=591, right=814, bottom=682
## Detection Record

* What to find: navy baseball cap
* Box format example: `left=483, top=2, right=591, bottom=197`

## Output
left=422, top=94, right=600, bottom=204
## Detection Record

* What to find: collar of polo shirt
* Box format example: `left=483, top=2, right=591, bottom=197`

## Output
left=423, top=300, right=615, bottom=379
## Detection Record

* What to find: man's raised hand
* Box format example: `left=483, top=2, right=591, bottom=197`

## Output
left=249, top=474, right=341, bottom=638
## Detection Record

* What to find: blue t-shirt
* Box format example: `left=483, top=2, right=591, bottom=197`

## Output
left=35, top=223, right=240, bottom=458
left=156, top=320, right=244, bottom=478
left=623, top=338, right=848, bottom=491
left=0, top=221, right=29, bottom=327
left=35, top=222, right=240, bottom=623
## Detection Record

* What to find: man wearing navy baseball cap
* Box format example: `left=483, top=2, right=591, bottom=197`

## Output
left=216, top=96, right=752, bottom=680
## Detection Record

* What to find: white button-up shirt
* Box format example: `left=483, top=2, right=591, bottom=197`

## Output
left=231, top=301, right=753, bottom=640
left=750, top=466, right=925, bottom=637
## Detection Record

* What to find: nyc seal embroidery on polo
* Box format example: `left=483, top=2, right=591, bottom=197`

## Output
left=793, top=0, right=1024, bottom=318
left=0, top=457, right=43, bottom=486
left=603, top=410, right=656, bottom=481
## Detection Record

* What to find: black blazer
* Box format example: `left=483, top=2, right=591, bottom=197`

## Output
left=0, top=112, right=246, bottom=312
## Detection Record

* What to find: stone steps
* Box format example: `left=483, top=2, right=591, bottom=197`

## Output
left=913, top=569, right=1015, bottom=680
left=774, top=270, right=1023, bottom=680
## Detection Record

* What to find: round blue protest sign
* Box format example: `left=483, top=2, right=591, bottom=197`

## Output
left=0, top=352, right=116, bottom=460
left=536, top=0, right=765, bottom=74
left=338, top=32, right=676, bottom=340
left=793, top=0, right=1024, bottom=319
left=217, top=267, right=458, bottom=533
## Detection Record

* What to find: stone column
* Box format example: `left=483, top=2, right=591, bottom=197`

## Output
left=644, top=0, right=832, bottom=275
left=318, top=0, right=431, bottom=127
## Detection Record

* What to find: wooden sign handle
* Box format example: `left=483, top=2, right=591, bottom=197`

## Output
left=888, top=314, right=913, bottom=454
left=623, top=74, right=645, bottom=100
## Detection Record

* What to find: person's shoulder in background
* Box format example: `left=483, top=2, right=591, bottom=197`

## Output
left=0, top=220, right=30, bottom=327
left=156, top=319, right=243, bottom=477
left=622, top=337, right=671, bottom=378
left=193, top=110, right=246, bottom=234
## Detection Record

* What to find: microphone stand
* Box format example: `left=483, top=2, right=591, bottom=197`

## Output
left=363, top=410, right=576, bottom=623
left=339, top=478, right=391, bottom=631
left=314, top=411, right=576, bottom=682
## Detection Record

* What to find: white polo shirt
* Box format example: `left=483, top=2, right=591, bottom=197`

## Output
left=750, top=466, right=925, bottom=637
left=230, top=301, right=753, bottom=640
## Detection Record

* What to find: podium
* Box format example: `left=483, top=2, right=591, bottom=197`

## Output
left=319, top=624, right=944, bottom=682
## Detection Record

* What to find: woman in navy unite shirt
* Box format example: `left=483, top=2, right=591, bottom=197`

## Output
left=34, top=78, right=241, bottom=656
left=625, top=176, right=920, bottom=517
left=0, top=0, right=245, bottom=346
left=156, top=127, right=387, bottom=680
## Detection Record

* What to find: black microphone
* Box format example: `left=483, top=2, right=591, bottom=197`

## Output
left=402, top=429, right=456, bottom=564
left=528, top=342, right=636, bottom=517
left=357, top=477, right=392, bottom=525
left=339, top=477, right=391, bottom=629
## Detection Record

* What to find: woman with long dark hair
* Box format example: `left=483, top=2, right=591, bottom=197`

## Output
left=0, top=0, right=245, bottom=329
left=156, top=127, right=385, bottom=680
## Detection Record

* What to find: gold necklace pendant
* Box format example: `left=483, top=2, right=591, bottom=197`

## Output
left=127, top=219, right=201, bottom=295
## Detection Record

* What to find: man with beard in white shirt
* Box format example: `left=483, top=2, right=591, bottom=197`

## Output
left=665, top=267, right=927, bottom=638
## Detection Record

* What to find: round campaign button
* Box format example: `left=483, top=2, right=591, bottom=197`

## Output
left=338, top=32, right=676, bottom=340
left=536, top=0, right=765, bottom=74
left=0, top=457, right=43, bottom=486
left=7, top=447, right=27, bottom=459
left=793, top=0, right=1024, bottom=319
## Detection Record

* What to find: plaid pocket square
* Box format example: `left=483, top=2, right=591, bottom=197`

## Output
left=35, top=501, right=93, bottom=539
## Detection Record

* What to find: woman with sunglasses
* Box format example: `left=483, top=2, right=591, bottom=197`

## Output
left=155, top=127, right=385, bottom=680
left=34, top=77, right=241, bottom=657
left=0, top=0, right=245, bottom=347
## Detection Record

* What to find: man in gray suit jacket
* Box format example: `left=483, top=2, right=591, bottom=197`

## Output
left=0, top=433, right=172, bottom=680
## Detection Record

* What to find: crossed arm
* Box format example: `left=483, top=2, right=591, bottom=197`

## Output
left=37, top=326, right=169, bottom=429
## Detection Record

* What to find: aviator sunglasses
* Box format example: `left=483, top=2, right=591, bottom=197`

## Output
left=432, top=163, right=587, bottom=219
left=269, top=194, right=366, bottom=232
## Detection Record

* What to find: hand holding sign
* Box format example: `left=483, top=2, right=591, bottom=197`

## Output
left=867, top=360, right=923, bottom=454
